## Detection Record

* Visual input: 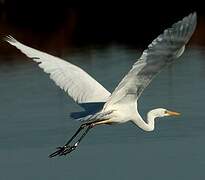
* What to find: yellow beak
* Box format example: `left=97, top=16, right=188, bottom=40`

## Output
left=166, top=110, right=181, bottom=116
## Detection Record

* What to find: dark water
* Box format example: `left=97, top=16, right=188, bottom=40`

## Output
left=1, top=45, right=205, bottom=179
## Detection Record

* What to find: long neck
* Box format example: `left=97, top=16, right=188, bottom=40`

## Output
left=132, top=111, right=156, bottom=132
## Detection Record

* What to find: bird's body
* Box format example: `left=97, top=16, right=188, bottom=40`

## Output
left=104, top=101, right=137, bottom=124
left=5, top=12, right=197, bottom=157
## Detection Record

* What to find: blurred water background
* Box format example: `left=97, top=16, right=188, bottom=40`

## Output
left=1, top=5, right=205, bottom=180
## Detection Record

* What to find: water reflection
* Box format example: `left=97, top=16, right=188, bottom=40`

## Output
left=0, top=45, right=205, bottom=180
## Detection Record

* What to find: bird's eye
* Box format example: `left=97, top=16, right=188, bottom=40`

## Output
left=164, top=110, right=168, bottom=114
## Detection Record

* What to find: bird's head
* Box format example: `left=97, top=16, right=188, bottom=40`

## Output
left=150, top=108, right=181, bottom=118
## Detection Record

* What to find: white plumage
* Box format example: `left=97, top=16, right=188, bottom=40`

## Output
left=5, top=36, right=110, bottom=104
left=5, top=12, right=197, bottom=157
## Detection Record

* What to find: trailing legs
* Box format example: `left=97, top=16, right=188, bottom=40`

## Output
left=49, top=121, right=99, bottom=158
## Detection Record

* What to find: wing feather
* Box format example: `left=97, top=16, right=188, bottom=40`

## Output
left=106, top=12, right=197, bottom=106
left=5, top=36, right=111, bottom=103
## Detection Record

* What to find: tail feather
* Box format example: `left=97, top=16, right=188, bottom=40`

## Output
left=75, top=110, right=114, bottom=122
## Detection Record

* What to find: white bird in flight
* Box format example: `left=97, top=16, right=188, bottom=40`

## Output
left=5, top=12, right=197, bottom=158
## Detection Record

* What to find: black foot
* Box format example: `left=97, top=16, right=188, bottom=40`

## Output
left=49, top=145, right=77, bottom=158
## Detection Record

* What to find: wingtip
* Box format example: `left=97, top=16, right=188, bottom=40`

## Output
left=193, top=12, right=197, bottom=25
left=190, top=12, right=197, bottom=22
left=183, top=12, right=197, bottom=23
left=175, top=12, right=197, bottom=45
left=190, top=11, right=197, bottom=31
left=188, top=12, right=197, bottom=24
left=4, top=35, right=17, bottom=44
left=192, top=11, right=197, bottom=18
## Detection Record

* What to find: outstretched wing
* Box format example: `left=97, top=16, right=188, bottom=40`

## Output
left=105, top=12, right=197, bottom=106
left=5, top=36, right=111, bottom=103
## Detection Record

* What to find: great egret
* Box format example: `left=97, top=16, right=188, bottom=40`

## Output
left=5, top=12, right=197, bottom=158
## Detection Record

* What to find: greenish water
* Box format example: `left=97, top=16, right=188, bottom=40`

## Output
left=0, top=45, right=205, bottom=179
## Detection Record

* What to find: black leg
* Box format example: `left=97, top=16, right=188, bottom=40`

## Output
left=49, top=123, right=93, bottom=158
left=58, top=124, right=93, bottom=156
left=64, top=124, right=87, bottom=147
